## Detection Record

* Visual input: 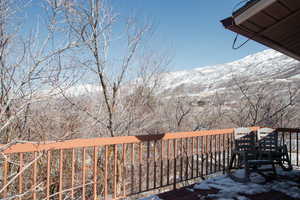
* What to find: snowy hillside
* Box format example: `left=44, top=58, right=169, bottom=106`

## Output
left=158, top=49, right=300, bottom=98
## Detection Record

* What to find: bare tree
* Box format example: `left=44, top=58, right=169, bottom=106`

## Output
left=0, top=0, right=82, bottom=145
left=0, top=1, right=82, bottom=198
left=227, top=75, right=299, bottom=127
left=61, top=0, right=169, bottom=137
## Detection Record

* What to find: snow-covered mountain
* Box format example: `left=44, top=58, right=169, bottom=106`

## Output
left=158, top=49, right=300, bottom=98
left=60, top=49, right=300, bottom=100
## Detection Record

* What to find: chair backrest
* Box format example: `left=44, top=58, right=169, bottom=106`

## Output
left=257, top=128, right=278, bottom=151
left=257, top=128, right=275, bottom=140
left=234, top=127, right=252, bottom=139
left=234, top=127, right=255, bottom=152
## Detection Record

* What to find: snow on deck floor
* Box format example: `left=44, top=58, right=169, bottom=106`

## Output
left=194, top=168, right=300, bottom=200
left=140, top=168, right=300, bottom=200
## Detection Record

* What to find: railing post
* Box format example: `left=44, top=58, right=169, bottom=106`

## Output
left=3, top=156, right=8, bottom=198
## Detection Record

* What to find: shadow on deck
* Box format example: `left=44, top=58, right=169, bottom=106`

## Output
left=154, top=168, right=300, bottom=200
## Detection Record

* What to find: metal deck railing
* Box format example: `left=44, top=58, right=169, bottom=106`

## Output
left=1, top=127, right=299, bottom=200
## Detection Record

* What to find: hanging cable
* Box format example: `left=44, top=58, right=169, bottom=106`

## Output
left=231, top=0, right=254, bottom=50
left=232, top=33, right=251, bottom=50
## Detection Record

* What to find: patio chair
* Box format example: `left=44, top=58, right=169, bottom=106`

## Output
left=228, top=127, right=275, bottom=182
left=257, top=128, right=292, bottom=171
left=228, top=128, right=257, bottom=182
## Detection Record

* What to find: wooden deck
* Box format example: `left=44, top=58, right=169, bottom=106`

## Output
left=157, top=185, right=300, bottom=200
left=156, top=170, right=300, bottom=200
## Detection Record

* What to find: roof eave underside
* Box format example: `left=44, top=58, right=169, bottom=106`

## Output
left=221, top=0, right=300, bottom=62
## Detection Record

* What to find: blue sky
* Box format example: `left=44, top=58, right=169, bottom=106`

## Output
left=112, top=0, right=268, bottom=71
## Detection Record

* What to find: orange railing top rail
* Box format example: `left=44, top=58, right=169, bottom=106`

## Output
left=276, top=128, right=300, bottom=132
left=0, top=127, right=260, bottom=154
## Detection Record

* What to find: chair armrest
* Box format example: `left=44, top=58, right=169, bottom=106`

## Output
left=277, top=144, right=288, bottom=153
left=242, top=150, right=259, bottom=158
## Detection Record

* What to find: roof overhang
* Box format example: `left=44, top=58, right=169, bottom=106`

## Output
left=221, top=0, right=300, bottom=61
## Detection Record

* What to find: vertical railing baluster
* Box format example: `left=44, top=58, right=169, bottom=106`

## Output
left=33, top=152, right=37, bottom=200
left=104, top=146, right=108, bottom=200
left=196, top=136, right=199, bottom=178
left=71, top=149, right=75, bottom=199
left=216, top=135, right=219, bottom=172
left=153, top=141, right=157, bottom=189
left=218, top=134, right=221, bottom=172
left=122, top=144, right=126, bottom=197
left=283, top=132, right=285, bottom=147
left=139, top=143, right=142, bottom=192
left=185, top=138, right=189, bottom=180
left=297, top=132, right=299, bottom=166
left=146, top=141, right=150, bottom=190
left=180, top=138, right=183, bottom=182
left=173, top=139, right=177, bottom=190
left=201, top=136, right=204, bottom=177
left=46, top=151, right=51, bottom=200
left=59, top=149, right=63, bottom=200
left=214, top=135, right=217, bottom=173
left=210, top=136, right=213, bottom=174
left=205, top=135, right=209, bottom=176
left=160, top=141, right=164, bottom=187
left=131, top=143, right=135, bottom=194
left=114, top=144, right=118, bottom=199
left=227, top=134, right=230, bottom=169
left=19, top=152, right=23, bottom=200
left=211, top=136, right=214, bottom=173
left=222, top=134, right=226, bottom=173
left=289, top=130, right=292, bottom=162
left=167, top=140, right=170, bottom=185
left=232, top=133, right=235, bottom=167
left=191, top=137, right=194, bottom=179
left=93, top=146, right=98, bottom=200
left=82, top=147, right=86, bottom=200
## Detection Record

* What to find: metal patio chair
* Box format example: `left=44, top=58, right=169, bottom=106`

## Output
left=228, top=128, right=258, bottom=182
left=228, top=127, right=275, bottom=182
left=257, top=128, right=292, bottom=171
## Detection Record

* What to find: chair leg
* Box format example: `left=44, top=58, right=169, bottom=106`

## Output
left=228, top=158, right=250, bottom=183
left=244, top=162, right=251, bottom=182
left=272, top=162, right=277, bottom=176
left=228, top=153, right=236, bottom=172
left=279, top=146, right=293, bottom=171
